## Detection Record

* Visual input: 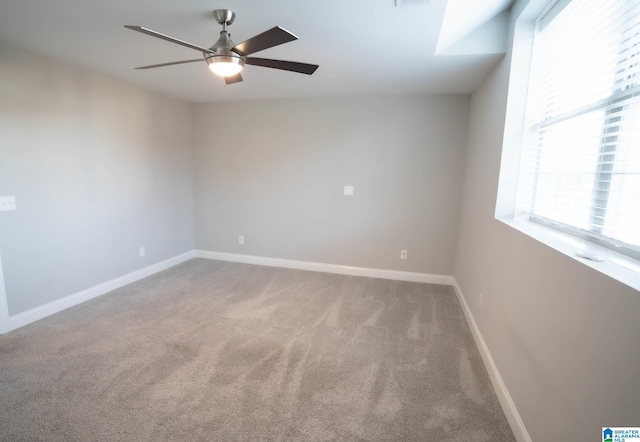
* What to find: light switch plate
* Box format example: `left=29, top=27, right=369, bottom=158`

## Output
left=0, top=196, right=16, bottom=211
left=344, top=186, right=354, bottom=196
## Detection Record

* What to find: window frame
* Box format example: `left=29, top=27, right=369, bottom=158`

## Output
left=495, top=0, right=640, bottom=291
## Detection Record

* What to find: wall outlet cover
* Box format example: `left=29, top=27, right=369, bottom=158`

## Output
left=0, top=196, right=16, bottom=211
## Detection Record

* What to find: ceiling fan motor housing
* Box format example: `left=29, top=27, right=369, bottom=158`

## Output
left=205, top=29, right=245, bottom=72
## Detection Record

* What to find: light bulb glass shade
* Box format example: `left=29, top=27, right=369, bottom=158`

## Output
left=206, top=54, right=244, bottom=77
left=209, top=62, right=243, bottom=76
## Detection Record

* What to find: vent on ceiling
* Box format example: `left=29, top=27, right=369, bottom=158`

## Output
left=395, top=0, right=431, bottom=6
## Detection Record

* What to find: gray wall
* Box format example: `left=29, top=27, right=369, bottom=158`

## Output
left=0, top=43, right=194, bottom=316
left=454, top=1, right=640, bottom=440
left=193, top=95, right=469, bottom=274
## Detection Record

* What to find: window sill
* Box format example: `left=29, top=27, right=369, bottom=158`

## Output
left=497, top=216, right=640, bottom=292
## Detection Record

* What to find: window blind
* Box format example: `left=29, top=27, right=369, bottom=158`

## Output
left=516, top=0, right=640, bottom=251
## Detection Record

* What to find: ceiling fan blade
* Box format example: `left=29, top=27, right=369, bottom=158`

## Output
left=134, top=59, right=202, bottom=70
left=225, top=73, right=244, bottom=85
left=232, top=26, right=298, bottom=56
left=124, top=26, right=214, bottom=54
left=246, top=57, right=319, bottom=75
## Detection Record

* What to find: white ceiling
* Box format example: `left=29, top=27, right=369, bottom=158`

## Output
left=0, top=0, right=512, bottom=103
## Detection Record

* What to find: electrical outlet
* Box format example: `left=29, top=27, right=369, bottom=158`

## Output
left=0, top=196, right=16, bottom=211
left=400, top=250, right=408, bottom=260
left=239, top=236, right=244, bottom=245
left=139, top=247, right=145, bottom=257
left=479, top=292, right=483, bottom=308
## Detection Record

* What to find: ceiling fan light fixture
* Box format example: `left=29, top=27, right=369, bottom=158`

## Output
left=206, top=54, right=244, bottom=77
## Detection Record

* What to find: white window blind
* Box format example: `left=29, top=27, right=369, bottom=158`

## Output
left=516, top=0, right=640, bottom=253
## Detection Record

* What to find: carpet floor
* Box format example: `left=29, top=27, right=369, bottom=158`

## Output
left=0, top=259, right=515, bottom=441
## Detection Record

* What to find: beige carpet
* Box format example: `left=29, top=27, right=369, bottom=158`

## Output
left=0, top=258, right=515, bottom=441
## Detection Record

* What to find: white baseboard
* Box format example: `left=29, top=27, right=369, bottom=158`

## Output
left=4, top=250, right=195, bottom=334
left=195, top=250, right=455, bottom=285
left=451, top=280, right=531, bottom=442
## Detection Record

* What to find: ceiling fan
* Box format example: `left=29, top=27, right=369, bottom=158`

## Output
left=125, top=9, right=319, bottom=85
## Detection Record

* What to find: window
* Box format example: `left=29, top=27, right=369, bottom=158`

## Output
left=515, top=0, right=640, bottom=258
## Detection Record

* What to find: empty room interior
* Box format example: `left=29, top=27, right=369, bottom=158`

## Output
left=1, top=0, right=639, bottom=440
